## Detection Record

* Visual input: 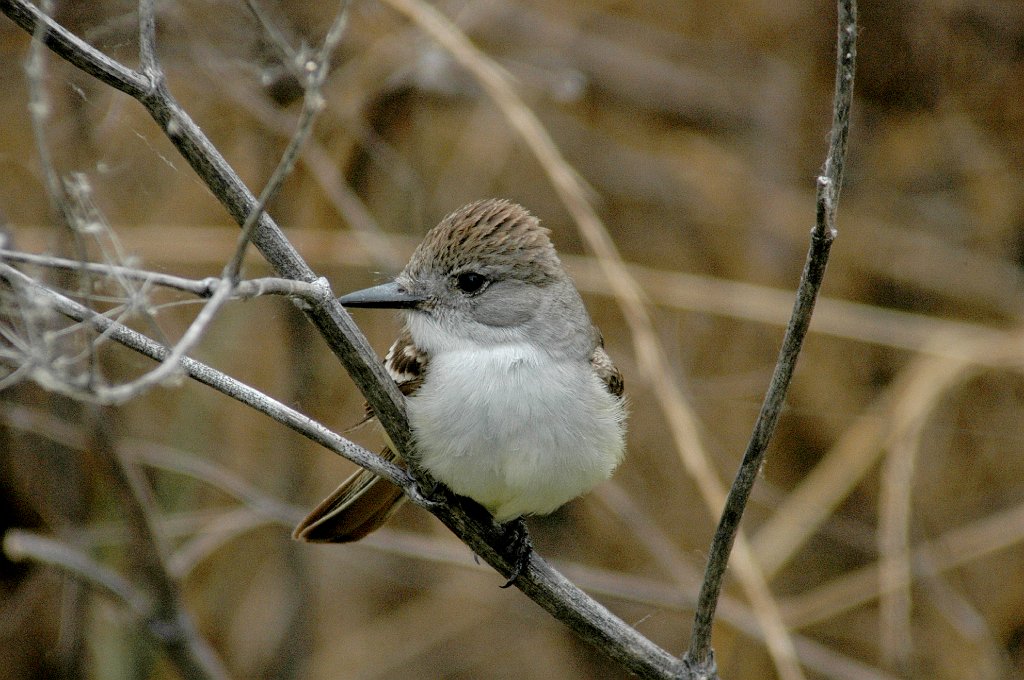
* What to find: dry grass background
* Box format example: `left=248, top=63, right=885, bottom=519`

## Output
left=2, top=0, right=1024, bottom=678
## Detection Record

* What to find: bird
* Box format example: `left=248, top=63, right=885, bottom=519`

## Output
left=293, top=199, right=626, bottom=581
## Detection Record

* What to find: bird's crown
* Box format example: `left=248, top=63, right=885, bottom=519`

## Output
left=404, top=199, right=563, bottom=285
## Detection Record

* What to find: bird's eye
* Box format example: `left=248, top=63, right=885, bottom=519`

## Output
left=454, top=271, right=487, bottom=294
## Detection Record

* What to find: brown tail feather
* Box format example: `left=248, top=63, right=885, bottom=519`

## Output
left=293, top=448, right=406, bottom=543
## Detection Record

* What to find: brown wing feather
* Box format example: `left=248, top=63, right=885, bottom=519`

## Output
left=385, top=328, right=428, bottom=392
left=353, top=329, right=428, bottom=426
left=294, top=329, right=430, bottom=543
left=590, top=343, right=624, bottom=398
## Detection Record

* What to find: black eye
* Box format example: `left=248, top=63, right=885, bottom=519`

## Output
left=454, top=271, right=487, bottom=294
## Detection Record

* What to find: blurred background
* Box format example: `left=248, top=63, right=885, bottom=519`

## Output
left=2, top=0, right=1024, bottom=678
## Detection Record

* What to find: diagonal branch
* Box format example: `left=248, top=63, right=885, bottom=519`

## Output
left=0, top=263, right=410, bottom=489
left=0, top=259, right=686, bottom=678
left=375, top=1, right=804, bottom=676
left=0, top=0, right=149, bottom=96
left=683, top=0, right=857, bottom=674
left=0, top=1, right=857, bottom=677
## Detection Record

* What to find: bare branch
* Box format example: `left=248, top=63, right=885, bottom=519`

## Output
left=684, top=0, right=857, bottom=673
left=4, top=530, right=155, bottom=621
left=245, top=0, right=302, bottom=67
left=223, top=1, right=350, bottom=280
left=136, top=0, right=160, bottom=77
left=0, top=263, right=409, bottom=489
left=0, top=0, right=150, bottom=98
left=0, top=259, right=687, bottom=679
left=0, top=248, right=329, bottom=302
left=4, top=528, right=228, bottom=680
left=24, top=0, right=65, bottom=225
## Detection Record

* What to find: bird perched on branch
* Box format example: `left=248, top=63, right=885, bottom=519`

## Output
left=294, top=199, right=626, bottom=584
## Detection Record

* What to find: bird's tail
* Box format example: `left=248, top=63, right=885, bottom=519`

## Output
left=293, top=447, right=407, bottom=543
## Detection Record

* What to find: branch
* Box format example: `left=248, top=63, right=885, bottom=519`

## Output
left=3, top=525, right=227, bottom=680
left=4, top=530, right=154, bottom=617
left=221, top=1, right=350, bottom=280
left=376, top=1, right=804, bottom=675
left=0, top=0, right=149, bottom=97
left=0, top=263, right=410, bottom=489
left=0, top=259, right=687, bottom=678
left=92, top=406, right=231, bottom=680
left=0, top=248, right=329, bottom=302
left=684, top=0, right=857, bottom=674
left=0, top=1, right=669, bottom=663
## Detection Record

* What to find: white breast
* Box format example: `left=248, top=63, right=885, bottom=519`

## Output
left=407, top=343, right=625, bottom=522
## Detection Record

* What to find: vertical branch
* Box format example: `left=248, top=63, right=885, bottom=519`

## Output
left=25, top=0, right=65, bottom=224
left=223, top=0, right=350, bottom=281
left=24, top=0, right=100, bottom=382
left=684, top=0, right=857, bottom=673
left=87, top=409, right=231, bottom=680
left=137, top=0, right=161, bottom=78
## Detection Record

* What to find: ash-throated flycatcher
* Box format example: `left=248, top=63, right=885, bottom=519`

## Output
left=294, top=199, right=626, bottom=567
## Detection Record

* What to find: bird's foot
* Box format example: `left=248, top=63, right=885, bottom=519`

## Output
left=405, top=479, right=444, bottom=510
left=499, top=516, right=532, bottom=589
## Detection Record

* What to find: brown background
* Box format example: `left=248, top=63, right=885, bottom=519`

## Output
left=2, top=1, right=1024, bottom=678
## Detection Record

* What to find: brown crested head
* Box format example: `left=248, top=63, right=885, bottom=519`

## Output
left=403, top=199, right=563, bottom=286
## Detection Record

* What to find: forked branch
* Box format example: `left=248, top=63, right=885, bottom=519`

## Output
left=0, top=0, right=857, bottom=677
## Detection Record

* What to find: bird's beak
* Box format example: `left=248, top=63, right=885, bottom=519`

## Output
left=336, top=281, right=425, bottom=309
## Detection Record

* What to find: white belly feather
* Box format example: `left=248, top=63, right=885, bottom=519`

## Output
left=407, top=343, right=625, bottom=522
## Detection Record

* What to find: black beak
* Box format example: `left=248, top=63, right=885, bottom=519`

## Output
left=337, top=281, right=425, bottom=309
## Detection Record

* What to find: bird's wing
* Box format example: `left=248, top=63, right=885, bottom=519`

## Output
left=590, top=339, right=624, bottom=398
left=384, top=328, right=428, bottom=397
left=293, top=329, right=429, bottom=543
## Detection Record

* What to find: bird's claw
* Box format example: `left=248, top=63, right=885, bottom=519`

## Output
left=499, top=516, right=532, bottom=588
left=405, top=482, right=443, bottom=510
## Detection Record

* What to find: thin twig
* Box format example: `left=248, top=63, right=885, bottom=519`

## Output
left=5, top=518, right=228, bottom=680
left=878, top=378, right=939, bottom=670
left=167, top=508, right=270, bottom=578
left=223, top=1, right=350, bottom=280
left=1, top=265, right=686, bottom=678
left=245, top=0, right=301, bottom=67
left=378, top=1, right=806, bottom=676
left=0, top=0, right=148, bottom=96
left=92, top=407, right=231, bottom=680
left=206, top=61, right=406, bottom=269
left=0, top=263, right=409, bottom=489
left=25, top=0, right=66, bottom=227
left=4, top=530, right=155, bottom=621
left=0, top=248, right=327, bottom=301
left=137, top=0, right=160, bottom=78
left=23, top=0, right=102, bottom=384
left=684, top=0, right=856, bottom=672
